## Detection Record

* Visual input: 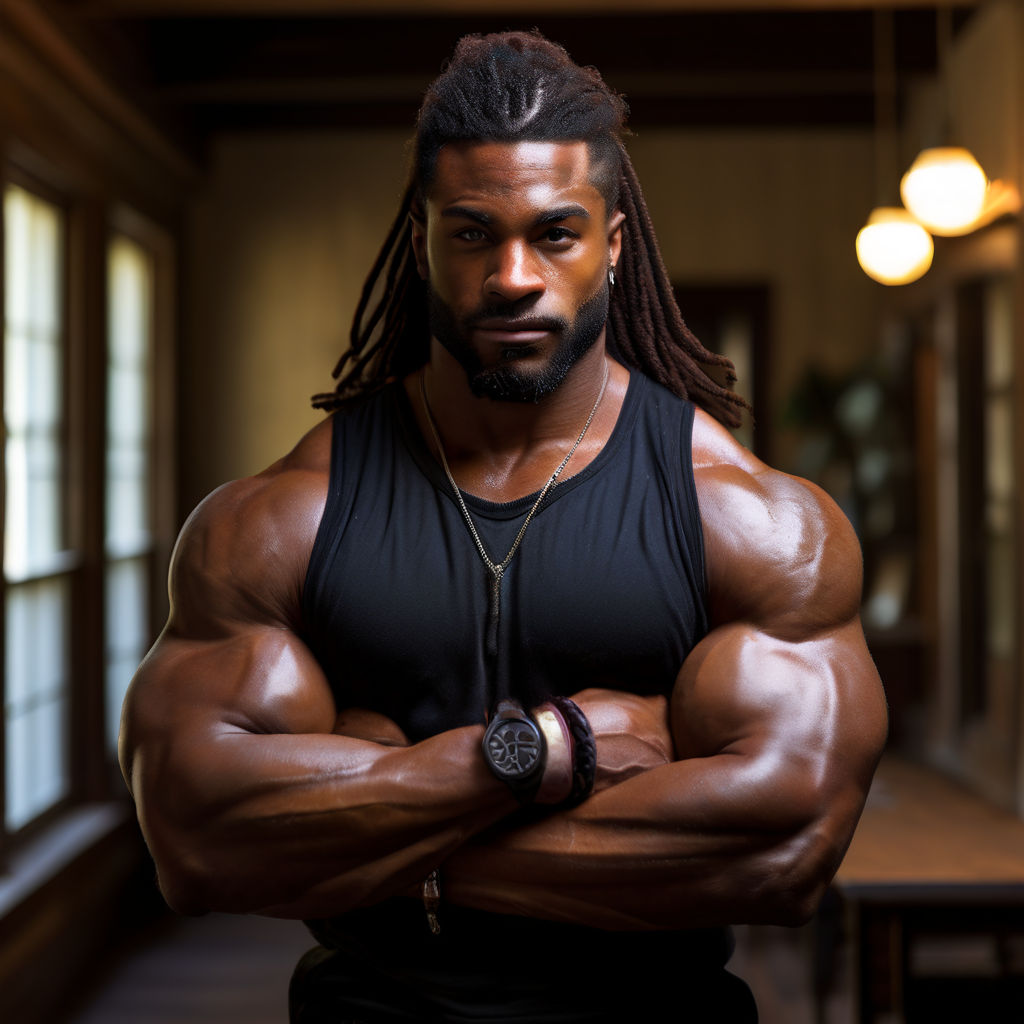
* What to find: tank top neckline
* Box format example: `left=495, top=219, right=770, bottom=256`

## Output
left=393, top=369, right=646, bottom=521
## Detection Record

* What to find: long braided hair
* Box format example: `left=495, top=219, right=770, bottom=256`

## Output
left=312, top=30, right=746, bottom=428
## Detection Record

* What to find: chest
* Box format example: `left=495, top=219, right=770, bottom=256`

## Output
left=303, top=421, right=707, bottom=740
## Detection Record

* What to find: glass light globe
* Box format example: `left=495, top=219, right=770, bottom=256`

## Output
left=855, top=207, right=934, bottom=286
left=900, top=147, right=988, bottom=235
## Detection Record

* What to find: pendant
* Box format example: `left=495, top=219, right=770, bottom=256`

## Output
left=486, top=564, right=503, bottom=661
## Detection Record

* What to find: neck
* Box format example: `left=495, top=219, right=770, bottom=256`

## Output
left=408, top=333, right=628, bottom=503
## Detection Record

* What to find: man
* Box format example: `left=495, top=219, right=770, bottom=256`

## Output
left=121, top=31, right=887, bottom=1023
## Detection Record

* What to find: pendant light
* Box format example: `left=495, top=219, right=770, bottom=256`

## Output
left=857, top=9, right=933, bottom=285
left=901, top=146, right=988, bottom=235
left=900, top=6, right=988, bottom=236
left=856, top=208, right=934, bottom=286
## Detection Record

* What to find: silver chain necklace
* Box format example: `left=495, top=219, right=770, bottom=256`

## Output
left=419, top=363, right=609, bottom=660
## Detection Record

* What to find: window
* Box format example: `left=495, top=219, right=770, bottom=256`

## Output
left=3, top=182, right=72, bottom=832
left=0, top=23, right=182, bottom=1015
left=908, top=254, right=1021, bottom=812
left=955, top=278, right=1017, bottom=748
left=981, top=280, right=1015, bottom=727
left=105, top=235, right=155, bottom=753
left=0, top=179, right=172, bottom=845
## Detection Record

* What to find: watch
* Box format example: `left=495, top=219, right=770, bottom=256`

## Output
left=482, top=699, right=546, bottom=800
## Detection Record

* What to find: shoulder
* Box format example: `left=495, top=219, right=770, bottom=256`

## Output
left=691, top=408, right=862, bottom=639
left=168, top=418, right=334, bottom=636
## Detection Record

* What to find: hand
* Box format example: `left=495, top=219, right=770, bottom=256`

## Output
left=569, top=689, right=672, bottom=794
left=333, top=708, right=411, bottom=747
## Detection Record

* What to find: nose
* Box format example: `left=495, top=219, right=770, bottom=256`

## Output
left=484, top=240, right=545, bottom=303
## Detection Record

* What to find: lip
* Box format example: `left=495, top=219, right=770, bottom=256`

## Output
left=472, top=318, right=556, bottom=344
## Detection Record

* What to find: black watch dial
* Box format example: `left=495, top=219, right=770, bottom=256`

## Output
left=483, top=705, right=545, bottom=790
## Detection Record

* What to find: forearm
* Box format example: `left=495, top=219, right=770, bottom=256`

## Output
left=442, top=752, right=849, bottom=930
left=135, top=725, right=519, bottom=918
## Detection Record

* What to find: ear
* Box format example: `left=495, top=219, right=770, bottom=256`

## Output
left=607, top=208, right=625, bottom=272
left=409, top=201, right=429, bottom=281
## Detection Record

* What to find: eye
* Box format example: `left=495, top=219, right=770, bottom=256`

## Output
left=455, top=227, right=487, bottom=243
left=541, top=226, right=576, bottom=243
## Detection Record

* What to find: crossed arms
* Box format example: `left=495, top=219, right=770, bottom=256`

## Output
left=120, top=411, right=887, bottom=929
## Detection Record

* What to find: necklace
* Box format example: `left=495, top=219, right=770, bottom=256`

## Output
left=419, top=363, right=609, bottom=661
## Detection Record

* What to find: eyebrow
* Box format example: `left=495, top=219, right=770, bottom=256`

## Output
left=535, top=205, right=591, bottom=225
left=440, top=204, right=592, bottom=226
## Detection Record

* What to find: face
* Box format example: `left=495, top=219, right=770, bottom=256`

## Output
left=412, top=141, right=624, bottom=402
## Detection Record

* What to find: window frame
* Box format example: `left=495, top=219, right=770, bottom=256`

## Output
left=1, top=167, right=77, bottom=850
left=0, top=164, right=176, bottom=860
left=102, top=209, right=175, bottom=763
left=889, top=221, right=1024, bottom=813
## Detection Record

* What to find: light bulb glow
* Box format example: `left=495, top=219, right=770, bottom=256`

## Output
left=900, top=147, right=988, bottom=235
left=856, top=207, right=934, bottom=286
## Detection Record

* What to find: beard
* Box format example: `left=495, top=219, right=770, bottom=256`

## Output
left=427, top=279, right=610, bottom=403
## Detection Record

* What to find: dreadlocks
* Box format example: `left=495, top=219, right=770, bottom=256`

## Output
left=312, top=30, right=746, bottom=429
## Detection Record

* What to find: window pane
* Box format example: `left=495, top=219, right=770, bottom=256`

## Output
left=4, top=185, right=65, bottom=580
left=4, top=577, right=70, bottom=830
left=105, top=235, right=152, bottom=557
left=982, top=278, right=1016, bottom=732
left=105, top=556, right=149, bottom=750
left=3, top=185, right=70, bottom=830
left=105, top=234, right=154, bottom=752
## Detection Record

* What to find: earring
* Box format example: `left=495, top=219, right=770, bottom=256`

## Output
left=608, top=265, right=617, bottom=286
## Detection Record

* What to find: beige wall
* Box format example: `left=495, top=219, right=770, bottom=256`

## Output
left=629, top=129, right=879, bottom=422
left=182, top=130, right=412, bottom=508
left=182, top=125, right=878, bottom=509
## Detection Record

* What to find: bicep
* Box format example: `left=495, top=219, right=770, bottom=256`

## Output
left=690, top=455, right=886, bottom=828
left=671, top=619, right=886, bottom=835
left=120, top=469, right=340, bottom=785
left=121, top=624, right=339, bottom=800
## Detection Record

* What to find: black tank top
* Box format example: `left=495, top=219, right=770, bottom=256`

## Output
left=295, top=375, right=754, bottom=1022
left=301, top=371, right=708, bottom=739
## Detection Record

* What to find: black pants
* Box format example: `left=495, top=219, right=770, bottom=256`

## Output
left=290, top=904, right=758, bottom=1023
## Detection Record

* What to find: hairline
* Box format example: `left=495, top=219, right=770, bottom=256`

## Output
left=416, top=136, right=622, bottom=219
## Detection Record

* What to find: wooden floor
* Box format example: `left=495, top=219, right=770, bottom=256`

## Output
left=58, top=911, right=853, bottom=1024
left=60, top=913, right=313, bottom=1024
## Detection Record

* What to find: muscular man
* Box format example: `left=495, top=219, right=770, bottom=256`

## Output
left=121, top=31, right=887, bottom=1023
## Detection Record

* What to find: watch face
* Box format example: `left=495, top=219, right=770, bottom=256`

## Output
left=485, top=718, right=542, bottom=780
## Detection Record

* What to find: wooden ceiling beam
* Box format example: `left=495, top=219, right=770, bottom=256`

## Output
left=51, top=0, right=982, bottom=17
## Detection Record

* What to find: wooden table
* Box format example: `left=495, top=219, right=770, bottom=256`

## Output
left=831, top=755, right=1024, bottom=1022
